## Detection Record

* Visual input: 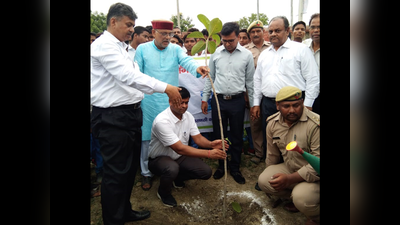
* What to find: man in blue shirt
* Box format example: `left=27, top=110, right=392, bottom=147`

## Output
left=134, top=19, right=209, bottom=191
left=201, top=22, right=255, bottom=184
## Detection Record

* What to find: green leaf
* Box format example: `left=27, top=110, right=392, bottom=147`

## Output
left=197, top=14, right=210, bottom=30
left=211, top=34, right=221, bottom=46
left=187, top=31, right=205, bottom=39
left=191, top=40, right=206, bottom=55
left=209, top=18, right=222, bottom=35
left=207, top=40, right=217, bottom=54
left=231, top=201, right=242, bottom=213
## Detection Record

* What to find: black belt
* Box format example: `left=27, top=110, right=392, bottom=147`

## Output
left=217, top=92, right=244, bottom=100
left=263, top=95, right=275, bottom=100
left=93, top=102, right=141, bottom=110
left=263, top=91, right=306, bottom=101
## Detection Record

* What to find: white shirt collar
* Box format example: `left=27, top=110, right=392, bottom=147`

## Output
left=167, top=107, right=187, bottom=123
left=103, top=30, right=128, bottom=49
left=268, top=37, right=291, bottom=51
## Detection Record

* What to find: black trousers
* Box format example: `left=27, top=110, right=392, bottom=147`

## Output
left=211, top=93, right=245, bottom=172
left=261, top=96, right=278, bottom=160
left=148, top=155, right=212, bottom=197
left=91, top=104, right=142, bottom=225
left=312, top=93, right=320, bottom=115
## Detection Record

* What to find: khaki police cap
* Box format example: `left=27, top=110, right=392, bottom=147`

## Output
left=247, top=20, right=264, bottom=33
left=276, top=86, right=302, bottom=102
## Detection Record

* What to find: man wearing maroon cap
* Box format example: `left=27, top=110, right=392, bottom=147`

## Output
left=134, top=19, right=209, bottom=194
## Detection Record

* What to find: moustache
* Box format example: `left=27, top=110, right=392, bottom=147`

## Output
left=253, top=36, right=259, bottom=39
left=286, top=113, right=298, bottom=118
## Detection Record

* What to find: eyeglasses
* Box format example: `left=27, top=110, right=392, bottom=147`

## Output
left=155, top=30, right=174, bottom=37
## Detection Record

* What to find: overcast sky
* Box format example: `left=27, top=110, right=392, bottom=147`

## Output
left=91, top=0, right=319, bottom=29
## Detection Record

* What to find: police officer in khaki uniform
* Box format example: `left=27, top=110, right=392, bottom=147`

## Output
left=244, top=20, right=271, bottom=164
left=258, top=86, right=320, bottom=225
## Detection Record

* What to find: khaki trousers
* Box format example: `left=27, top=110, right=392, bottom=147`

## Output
left=250, top=115, right=264, bottom=158
left=258, top=163, right=320, bottom=221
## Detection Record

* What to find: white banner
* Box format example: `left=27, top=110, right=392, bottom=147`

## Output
left=178, top=55, right=250, bottom=133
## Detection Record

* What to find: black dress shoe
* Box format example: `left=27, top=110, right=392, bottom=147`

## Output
left=254, top=182, right=262, bottom=191
left=125, top=209, right=151, bottom=222
left=213, top=168, right=225, bottom=179
left=230, top=171, right=245, bottom=184
left=157, top=192, right=177, bottom=207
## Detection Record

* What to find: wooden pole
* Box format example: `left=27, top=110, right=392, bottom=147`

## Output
left=203, top=39, right=227, bottom=224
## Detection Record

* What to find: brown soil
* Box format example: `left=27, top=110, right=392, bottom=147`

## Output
left=90, top=154, right=308, bottom=225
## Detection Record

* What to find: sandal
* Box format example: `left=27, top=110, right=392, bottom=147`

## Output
left=141, top=176, right=152, bottom=191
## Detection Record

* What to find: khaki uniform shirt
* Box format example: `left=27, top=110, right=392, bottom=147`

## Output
left=244, top=41, right=271, bottom=68
left=266, top=107, right=320, bottom=182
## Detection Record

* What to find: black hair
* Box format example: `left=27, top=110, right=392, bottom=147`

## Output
left=269, top=16, right=290, bottom=30
left=179, top=86, right=191, bottom=99
left=134, top=26, right=149, bottom=35
left=106, top=3, right=138, bottom=26
left=221, top=22, right=240, bottom=36
left=182, top=33, right=197, bottom=42
left=90, top=32, right=97, bottom=37
left=292, top=21, right=306, bottom=31
left=172, top=35, right=183, bottom=45
left=309, top=13, right=320, bottom=26
left=130, top=26, right=150, bottom=39
left=239, top=28, right=250, bottom=39
left=187, top=28, right=199, bottom=32
left=201, top=29, right=209, bottom=37
left=145, top=25, right=153, bottom=33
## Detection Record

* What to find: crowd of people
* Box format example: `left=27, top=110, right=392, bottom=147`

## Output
left=90, top=2, right=320, bottom=225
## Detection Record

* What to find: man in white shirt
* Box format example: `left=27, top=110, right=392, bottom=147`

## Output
left=90, top=3, right=183, bottom=225
left=251, top=16, right=319, bottom=166
left=127, top=26, right=149, bottom=60
left=306, top=13, right=320, bottom=114
left=148, top=87, right=227, bottom=207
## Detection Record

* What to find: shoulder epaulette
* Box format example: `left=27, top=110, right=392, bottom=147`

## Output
left=306, top=110, right=320, bottom=126
left=266, top=111, right=280, bottom=122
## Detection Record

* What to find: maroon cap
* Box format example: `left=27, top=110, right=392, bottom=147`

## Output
left=151, top=20, right=174, bottom=30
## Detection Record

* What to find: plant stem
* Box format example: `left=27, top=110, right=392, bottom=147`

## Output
left=204, top=40, right=227, bottom=224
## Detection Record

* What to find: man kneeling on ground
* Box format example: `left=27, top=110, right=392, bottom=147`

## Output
left=258, top=86, right=320, bottom=225
left=148, top=87, right=228, bottom=207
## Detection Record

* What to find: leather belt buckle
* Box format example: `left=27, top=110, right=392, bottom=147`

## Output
left=223, top=95, right=232, bottom=100
left=133, top=102, right=141, bottom=109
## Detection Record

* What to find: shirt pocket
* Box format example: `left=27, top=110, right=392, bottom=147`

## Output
left=272, top=138, right=287, bottom=156
left=278, top=55, right=298, bottom=77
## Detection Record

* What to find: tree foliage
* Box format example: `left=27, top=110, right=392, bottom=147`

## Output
left=91, top=11, right=107, bottom=34
left=237, top=13, right=269, bottom=30
left=170, top=13, right=195, bottom=32
left=188, top=14, right=221, bottom=55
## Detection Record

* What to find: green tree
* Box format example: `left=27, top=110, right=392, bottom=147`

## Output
left=91, top=11, right=107, bottom=33
left=237, top=13, right=269, bottom=30
left=170, top=13, right=195, bottom=32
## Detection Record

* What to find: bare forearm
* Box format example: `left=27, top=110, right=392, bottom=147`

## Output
left=288, top=172, right=305, bottom=184
left=174, top=144, right=209, bottom=158
left=192, top=134, right=212, bottom=149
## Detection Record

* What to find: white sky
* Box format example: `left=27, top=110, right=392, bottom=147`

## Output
left=90, top=0, right=319, bottom=29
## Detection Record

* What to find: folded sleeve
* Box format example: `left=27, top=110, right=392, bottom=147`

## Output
left=297, top=124, right=320, bottom=182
